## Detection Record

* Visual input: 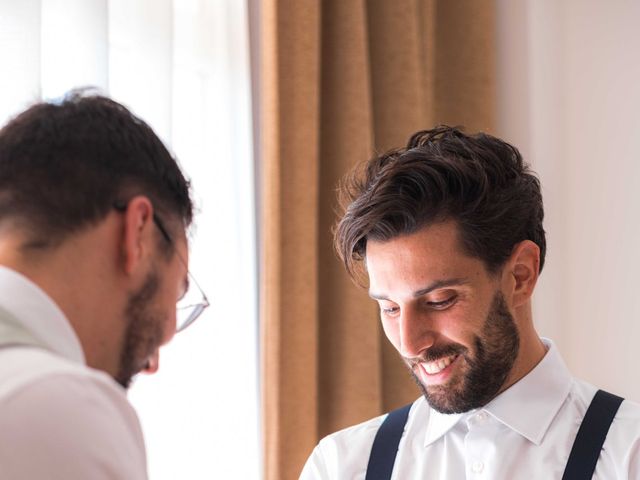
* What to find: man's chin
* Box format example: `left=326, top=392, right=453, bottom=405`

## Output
left=423, top=384, right=467, bottom=414
left=408, top=366, right=470, bottom=414
left=114, top=358, right=149, bottom=390
left=113, top=368, right=136, bottom=390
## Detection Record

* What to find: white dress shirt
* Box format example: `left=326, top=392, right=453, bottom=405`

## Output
left=0, top=266, right=148, bottom=479
left=300, top=339, right=640, bottom=479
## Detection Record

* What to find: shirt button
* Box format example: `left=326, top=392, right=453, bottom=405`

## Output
left=476, top=411, right=487, bottom=422
left=472, top=461, right=484, bottom=473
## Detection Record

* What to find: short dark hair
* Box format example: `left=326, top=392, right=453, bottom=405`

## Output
left=334, top=126, right=546, bottom=279
left=0, top=90, right=193, bottom=250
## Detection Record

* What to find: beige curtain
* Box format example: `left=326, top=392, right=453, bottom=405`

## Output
left=257, top=1, right=496, bottom=479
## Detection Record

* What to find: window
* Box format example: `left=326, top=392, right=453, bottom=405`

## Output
left=0, top=1, right=260, bottom=478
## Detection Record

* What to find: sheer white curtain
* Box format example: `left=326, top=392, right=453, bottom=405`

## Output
left=0, top=1, right=260, bottom=478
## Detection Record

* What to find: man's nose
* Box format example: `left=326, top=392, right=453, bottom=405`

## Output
left=398, top=307, right=435, bottom=358
left=143, top=349, right=160, bottom=374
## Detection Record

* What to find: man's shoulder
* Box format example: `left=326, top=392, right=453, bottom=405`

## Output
left=615, top=396, right=640, bottom=431
left=570, top=377, right=640, bottom=444
left=0, top=345, right=139, bottom=427
left=300, top=398, right=425, bottom=479
left=610, top=391, right=640, bottom=434
left=0, top=344, right=121, bottom=397
left=319, top=410, right=386, bottom=450
left=0, top=345, right=142, bottom=438
left=0, top=346, right=147, bottom=478
left=319, top=399, right=423, bottom=447
left=571, top=377, right=640, bottom=418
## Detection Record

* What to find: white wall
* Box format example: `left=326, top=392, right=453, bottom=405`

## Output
left=496, top=0, right=640, bottom=401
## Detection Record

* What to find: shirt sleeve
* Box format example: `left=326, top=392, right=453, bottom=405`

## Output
left=298, top=416, right=385, bottom=480
left=0, top=372, right=148, bottom=479
left=299, top=443, right=331, bottom=480
left=626, top=440, right=640, bottom=479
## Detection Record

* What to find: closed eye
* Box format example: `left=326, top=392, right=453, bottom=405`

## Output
left=379, top=305, right=400, bottom=317
left=427, top=296, right=457, bottom=310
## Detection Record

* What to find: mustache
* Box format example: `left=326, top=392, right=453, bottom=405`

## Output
left=403, top=343, right=467, bottom=367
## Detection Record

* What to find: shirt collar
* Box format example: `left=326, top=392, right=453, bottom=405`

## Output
left=424, top=406, right=465, bottom=446
left=0, top=265, right=85, bottom=364
left=424, top=338, right=572, bottom=447
left=483, top=338, right=571, bottom=445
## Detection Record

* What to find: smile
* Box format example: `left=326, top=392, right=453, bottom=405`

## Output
left=423, top=354, right=459, bottom=375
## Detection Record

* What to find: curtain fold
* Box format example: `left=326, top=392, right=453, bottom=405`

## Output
left=258, top=2, right=496, bottom=479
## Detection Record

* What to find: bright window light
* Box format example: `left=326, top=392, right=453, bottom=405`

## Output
left=0, top=1, right=260, bottom=478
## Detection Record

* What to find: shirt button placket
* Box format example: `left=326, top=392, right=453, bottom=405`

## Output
left=465, top=410, right=489, bottom=477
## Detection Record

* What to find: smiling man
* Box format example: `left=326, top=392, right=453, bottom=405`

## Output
left=0, top=92, right=207, bottom=479
left=301, top=127, right=640, bottom=479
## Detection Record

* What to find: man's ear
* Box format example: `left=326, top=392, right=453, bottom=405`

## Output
left=503, top=240, right=540, bottom=308
left=121, top=196, right=155, bottom=275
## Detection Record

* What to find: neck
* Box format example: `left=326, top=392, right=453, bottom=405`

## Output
left=501, top=301, right=546, bottom=393
left=0, top=227, right=127, bottom=378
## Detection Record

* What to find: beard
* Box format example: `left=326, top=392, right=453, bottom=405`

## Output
left=405, top=291, right=519, bottom=414
left=114, top=269, right=165, bottom=389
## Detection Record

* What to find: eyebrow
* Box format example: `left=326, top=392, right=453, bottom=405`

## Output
left=369, top=278, right=470, bottom=301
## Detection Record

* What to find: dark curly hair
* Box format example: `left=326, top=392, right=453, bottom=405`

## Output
left=334, top=126, right=546, bottom=279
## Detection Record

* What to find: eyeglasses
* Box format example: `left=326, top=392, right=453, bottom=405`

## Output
left=113, top=202, right=210, bottom=332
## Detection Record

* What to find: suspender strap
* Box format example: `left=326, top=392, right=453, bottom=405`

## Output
left=365, top=389, right=622, bottom=480
left=562, top=389, right=624, bottom=480
left=365, top=403, right=412, bottom=480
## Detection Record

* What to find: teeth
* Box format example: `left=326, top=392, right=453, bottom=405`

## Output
left=423, top=355, right=455, bottom=375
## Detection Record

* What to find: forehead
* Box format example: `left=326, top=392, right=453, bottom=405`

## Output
left=365, top=221, right=487, bottom=289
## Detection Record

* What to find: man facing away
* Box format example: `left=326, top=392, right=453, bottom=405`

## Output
left=0, top=92, right=208, bottom=478
left=301, top=127, right=640, bottom=479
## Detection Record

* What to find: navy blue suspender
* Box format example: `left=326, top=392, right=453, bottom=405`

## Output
left=365, top=404, right=413, bottom=480
left=364, top=389, right=623, bottom=480
left=561, top=389, right=624, bottom=480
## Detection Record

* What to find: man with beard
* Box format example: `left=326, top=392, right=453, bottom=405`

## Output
left=300, top=127, right=640, bottom=479
left=0, top=92, right=207, bottom=478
